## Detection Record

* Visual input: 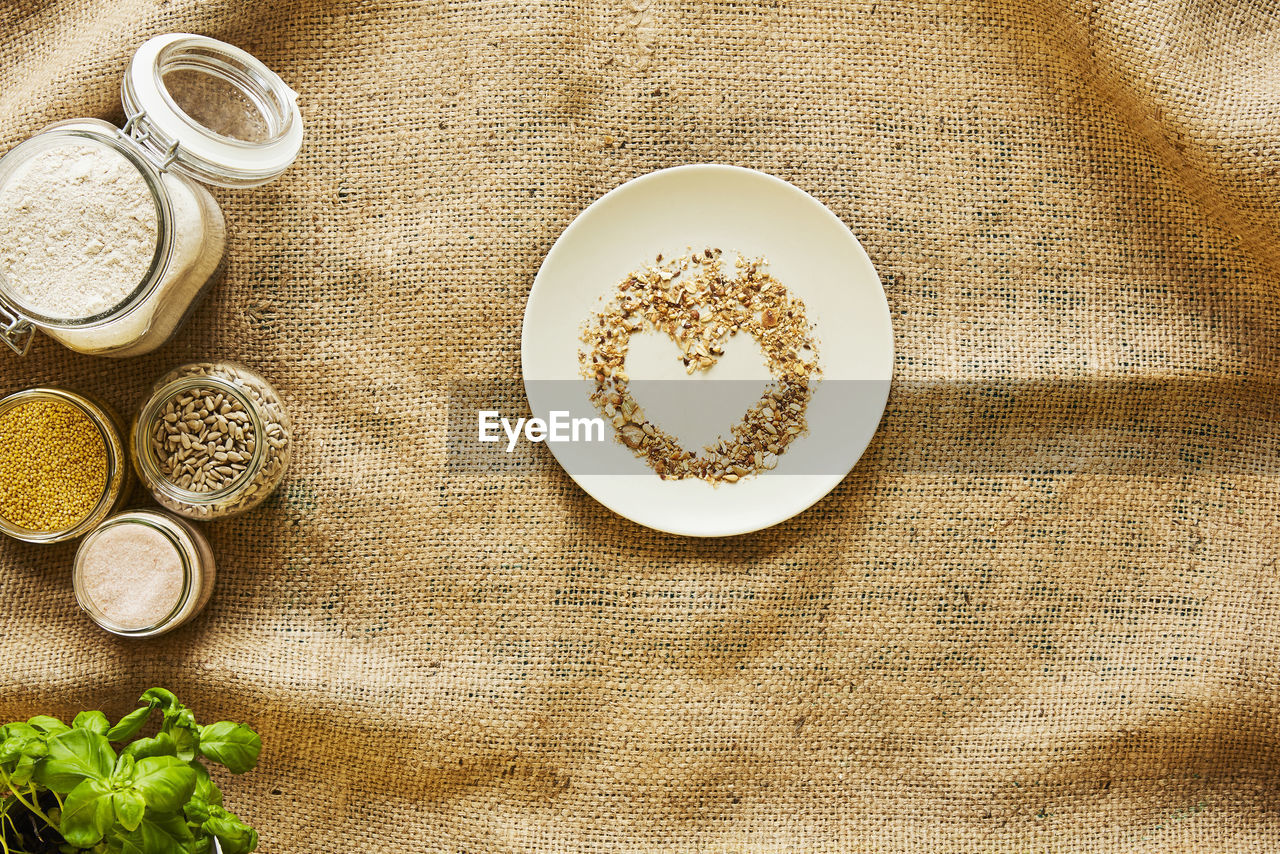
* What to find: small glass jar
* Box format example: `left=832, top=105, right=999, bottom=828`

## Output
left=0, top=33, right=303, bottom=357
left=132, top=361, right=291, bottom=520
left=0, top=388, right=131, bottom=543
left=73, top=509, right=215, bottom=637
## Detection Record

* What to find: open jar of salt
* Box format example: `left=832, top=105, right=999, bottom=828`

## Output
left=0, top=34, right=303, bottom=357
left=73, top=509, right=215, bottom=637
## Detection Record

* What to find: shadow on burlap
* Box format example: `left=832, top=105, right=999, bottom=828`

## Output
left=1, top=0, right=1278, bottom=851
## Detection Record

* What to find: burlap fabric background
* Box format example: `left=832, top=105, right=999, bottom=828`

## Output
left=0, top=0, right=1278, bottom=850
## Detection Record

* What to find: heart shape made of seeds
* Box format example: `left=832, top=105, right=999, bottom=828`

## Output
left=580, top=249, right=821, bottom=483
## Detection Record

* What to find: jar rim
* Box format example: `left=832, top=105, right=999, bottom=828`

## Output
left=156, top=39, right=294, bottom=149
left=0, top=388, right=129, bottom=544
left=73, top=510, right=197, bottom=637
left=123, top=34, right=303, bottom=188
left=132, top=373, right=268, bottom=506
left=0, top=126, right=175, bottom=329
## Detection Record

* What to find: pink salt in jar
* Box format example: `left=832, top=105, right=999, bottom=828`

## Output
left=73, top=509, right=215, bottom=637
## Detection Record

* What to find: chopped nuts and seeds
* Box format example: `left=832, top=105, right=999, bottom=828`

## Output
left=580, top=250, right=820, bottom=484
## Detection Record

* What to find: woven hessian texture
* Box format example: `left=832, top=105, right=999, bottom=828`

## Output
left=1, top=0, right=1279, bottom=851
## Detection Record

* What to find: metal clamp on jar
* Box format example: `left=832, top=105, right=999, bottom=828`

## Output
left=0, top=34, right=303, bottom=357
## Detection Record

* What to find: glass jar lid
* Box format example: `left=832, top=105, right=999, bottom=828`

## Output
left=122, top=33, right=303, bottom=188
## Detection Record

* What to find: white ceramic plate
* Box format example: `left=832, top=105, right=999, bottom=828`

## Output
left=521, top=165, right=893, bottom=537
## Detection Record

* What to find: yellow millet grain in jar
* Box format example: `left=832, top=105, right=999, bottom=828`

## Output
left=0, top=400, right=108, bottom=531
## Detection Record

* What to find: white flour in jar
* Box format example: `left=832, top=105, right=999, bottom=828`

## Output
left=0, top=141, right=157, bottom=320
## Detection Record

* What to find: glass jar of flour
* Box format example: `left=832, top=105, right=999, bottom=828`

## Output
left=0, top=34, right=303, bottom=357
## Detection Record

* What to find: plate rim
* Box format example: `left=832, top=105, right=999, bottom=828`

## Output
left=521, top=163, right=894, bottom=537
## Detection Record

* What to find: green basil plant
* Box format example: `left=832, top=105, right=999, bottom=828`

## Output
left=0, top=689, right=260, bottom=854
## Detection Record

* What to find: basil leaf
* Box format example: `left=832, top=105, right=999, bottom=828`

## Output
left=27, top=715, right=69, bottom=735
left=107, top=706, right=153, bottom=742
left=138, top=689, right=179, bottom=715
left=190, top=761, right=224, bottom=807
left=59, top=777, right=114, bottom=847
left=115, top=812, right=194, bottom=854
left=203, top=811, right=258, bottom=854
left=1, top=721, right=31, bottom=745
left=169, top=719, right=199, bottom=763
left=132, top=756, right=197, bottom=813
left=183, top=791, right=211, bottom=825
left=122, top=732, right=177, bottom=762
left=197, top=723, right=261, bottom=774
left=112, top=788, right=146, bottom=832
left=35, top=728, right=115, bottom=793
left=11, top=751, right=36, bottom=787
left=162, top=706, right=197, bottom=734
left=1, top=724, right=45, bottom=765
left=112, top=752, right=136, bottom=784
left=73, top=711, right=110, bottom=735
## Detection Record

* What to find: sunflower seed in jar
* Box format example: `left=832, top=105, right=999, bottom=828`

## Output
left=134, top=362, right=292, bottom=520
